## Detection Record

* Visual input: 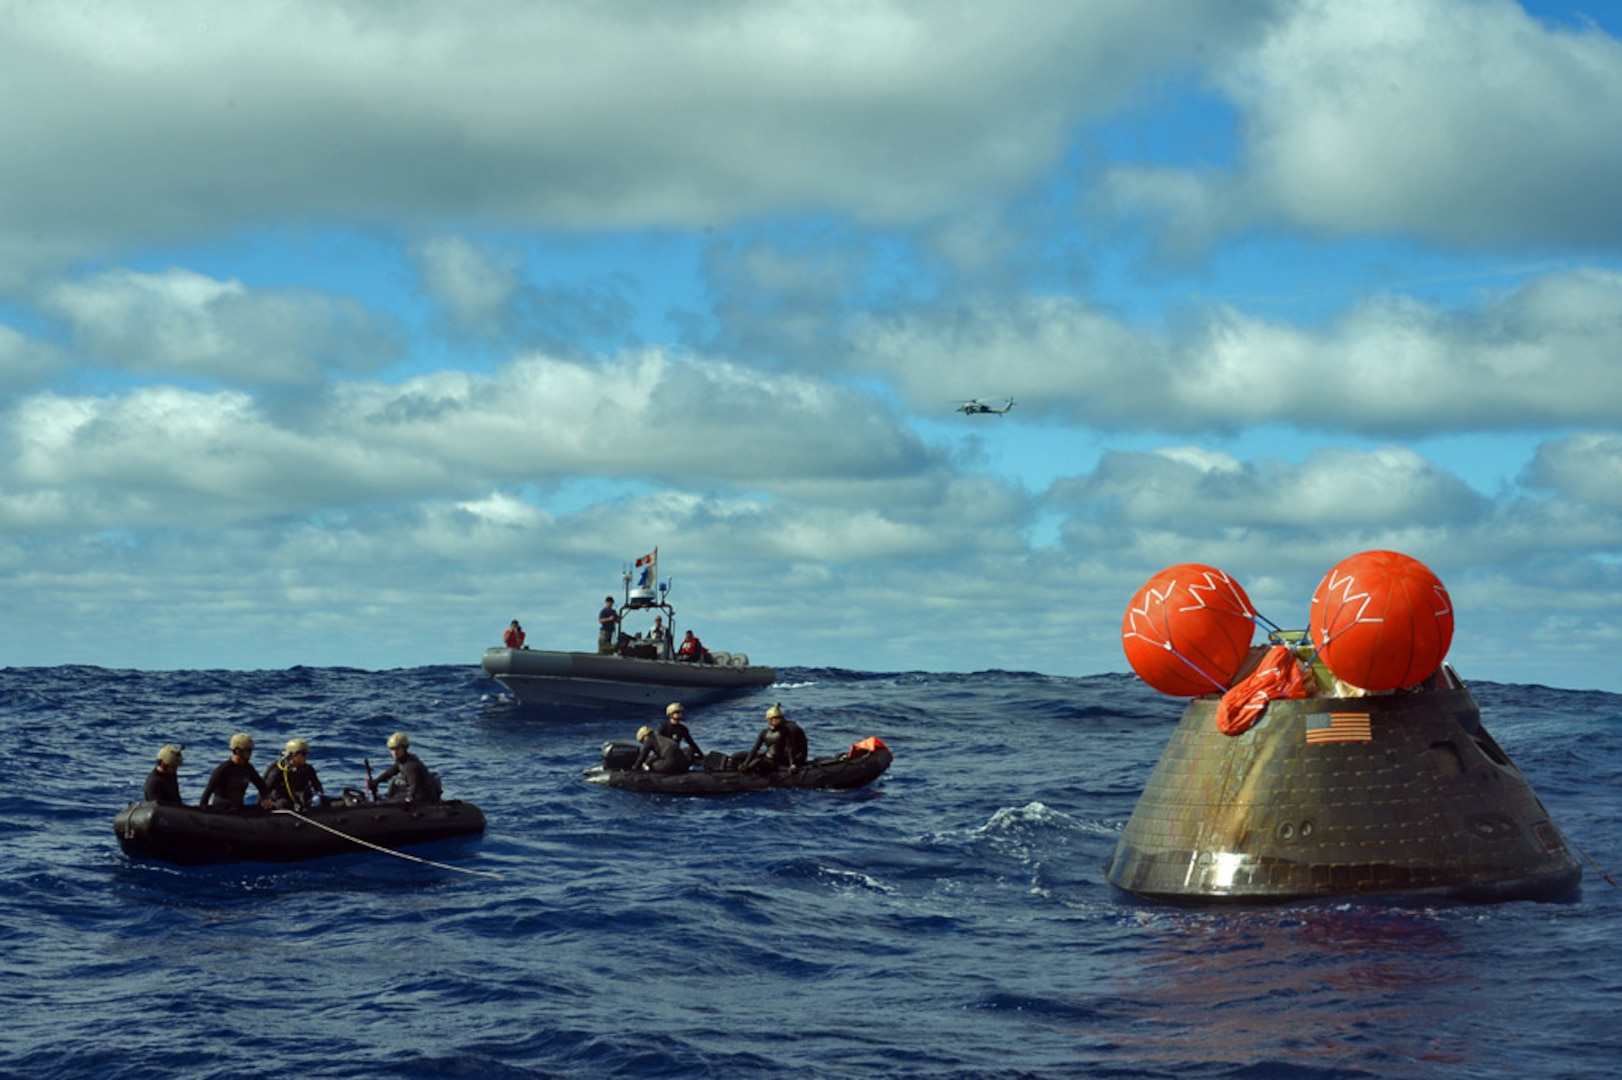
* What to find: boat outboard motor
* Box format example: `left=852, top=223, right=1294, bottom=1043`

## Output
left=601, top=741, right=640, bottom=771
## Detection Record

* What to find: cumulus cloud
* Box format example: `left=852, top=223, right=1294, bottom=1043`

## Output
left=0, top=0, right=1275, bottom=281
left=854, top=267, right=1622, bottom=434
left=0, top=349, right=945, bottom=531
left=1104, top=0, right=1622, bottom=251
left=1049, top=444, right=1484, bottom=530
left=0, top=322, right=65, bottom=393
left=412, top=237, right=522, bottom=328
left=1521, top=432, right=1622, bottom=508
left=38, top=268, right=400, bottom=385
left=409, top=236, right=638, bottom=353
left=3, top=386, right=455, bottom=529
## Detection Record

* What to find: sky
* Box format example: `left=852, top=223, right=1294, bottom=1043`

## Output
left=3, top=0, right=1622, bottom=691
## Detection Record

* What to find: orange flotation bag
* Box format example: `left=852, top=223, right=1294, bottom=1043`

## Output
left=1121, top=564, right=1258, bottom=696
left=1310, top=549, right=1453, bottom=691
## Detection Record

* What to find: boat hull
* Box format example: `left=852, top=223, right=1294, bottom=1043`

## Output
left=482, top=646, right=775, bottom=708
left=113, top=799, right=487, bottom=866
left=585, top=745, right=893, bottom=795
left=1104, top=685, right=1582, bottom=904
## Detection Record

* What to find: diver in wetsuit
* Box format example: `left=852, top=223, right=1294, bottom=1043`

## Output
left=632, top=724, right=689, bottom=775
left=144, top=744, right=185, bottom=805
left=657, top=702, right=703, bottom=761
left=199, top=733, right=269, bottom=809
left=741, top=704, right=806, bottom=773
left=263, top=738, right=325, bottom=810
left=369, top=732, right=439, bottom=803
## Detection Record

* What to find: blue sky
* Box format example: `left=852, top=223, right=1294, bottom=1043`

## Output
left=3, top=0, right=1621, bottom=690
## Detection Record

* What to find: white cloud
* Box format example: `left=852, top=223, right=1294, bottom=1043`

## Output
left=411, top=236, right=522, bottom=328
left=1521, top=432, right=1622, bottom=508
left=0, top=322, right=64, bottom=392
left=38, top=268, right=399, bottom=384
left=1050, top=444, right=1483, bottom=533
left=0, top=0, right=1273, bottom=280
left=0, top=348, right=947, bottom=530
left=1106, top=0, right=1622, bottom=251
left=854, top=267, right=1622, bottom=434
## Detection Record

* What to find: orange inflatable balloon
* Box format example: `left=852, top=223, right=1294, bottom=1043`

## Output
left=1122, top=564, right=1258, bottom=696
left=1310, top=550, right=1453, bottom=691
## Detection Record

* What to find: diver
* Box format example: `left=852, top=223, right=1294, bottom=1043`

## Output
left=144, top=744, right=186, bottom=805
left=199, top=733, right=269, bottom=809
left=263, top=738, right=325, bottom=810
left=632, top=724, right=689, bottom=775
left=657, top=702, right=703, bottom=762
left=741, top=704, right=807, bottom=774
left=369, top=732, right=440, bottom=803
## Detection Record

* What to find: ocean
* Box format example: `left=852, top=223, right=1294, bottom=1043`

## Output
left=2, top=664, right=1619, bottom=1079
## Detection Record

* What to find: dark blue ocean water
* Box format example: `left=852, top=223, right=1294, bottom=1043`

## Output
left=2, top=664, right=1619, bottom=1080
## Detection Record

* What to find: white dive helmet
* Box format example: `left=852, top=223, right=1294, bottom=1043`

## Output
left=229, top=733, right=254, bottom=753
left=284, top=737, right=310, bottom=756
left=157, top=744, right=184, bottom=767
left=387, top=732, right=410, bottom=750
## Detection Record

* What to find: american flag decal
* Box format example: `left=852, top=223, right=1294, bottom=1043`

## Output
left=1304, top=711, right=1372, bottom=744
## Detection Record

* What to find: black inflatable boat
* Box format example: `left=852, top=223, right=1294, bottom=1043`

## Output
left=113, top=797, right=487, bottom=866
left=584, top=736, right=892, bottom=795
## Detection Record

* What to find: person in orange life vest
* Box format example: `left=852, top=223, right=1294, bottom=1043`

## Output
left=677, top=630, right=706, bottom=663
left=504, top=620, right=526, bottom=649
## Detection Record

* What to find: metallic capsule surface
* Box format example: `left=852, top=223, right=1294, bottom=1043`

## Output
left=1105, top=675, right=1582, bottom=904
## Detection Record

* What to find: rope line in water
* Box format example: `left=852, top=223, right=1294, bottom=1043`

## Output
left=272, top=808, right=502, bottom=880
left=1569, top=836, right=1619, bottom=889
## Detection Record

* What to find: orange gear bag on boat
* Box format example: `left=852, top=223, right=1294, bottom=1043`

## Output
left=849, top=736, right=888, bottom=757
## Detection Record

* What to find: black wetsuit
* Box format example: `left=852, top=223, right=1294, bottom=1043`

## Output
left=658, top=719, right=703, bottom=759
left=633, top=732, right=689, bottom=774
left=144, top=767, right=182, bottom=805
left=374, top=752, right=438, bottom=802
left=199, top=758, right=268, bottom=808
left=744, top=719, right=808, bottom=772
left=780, top=720, right=808, bottom=767
left=263, top=759, right=324, bottom=809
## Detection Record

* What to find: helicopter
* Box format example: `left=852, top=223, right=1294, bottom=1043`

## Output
left=954, top=396, right=1015, bottom=416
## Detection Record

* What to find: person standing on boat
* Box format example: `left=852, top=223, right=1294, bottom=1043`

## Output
left=598, top=597, right=620, bottom=654
left=742, top=704, right=806, bottom=773
left=263, top=738, right=325, bottom=810
left=199, top=733, right=269, bottom=810
left=504, top=620, right=526, bottom=649
left=658, top=702, right=703, bottom=762
left=144, top=744, right=186, bottom=805
left=369, top=732, right=440, bottom=803
left=632, top=724, right=689, bottom=774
